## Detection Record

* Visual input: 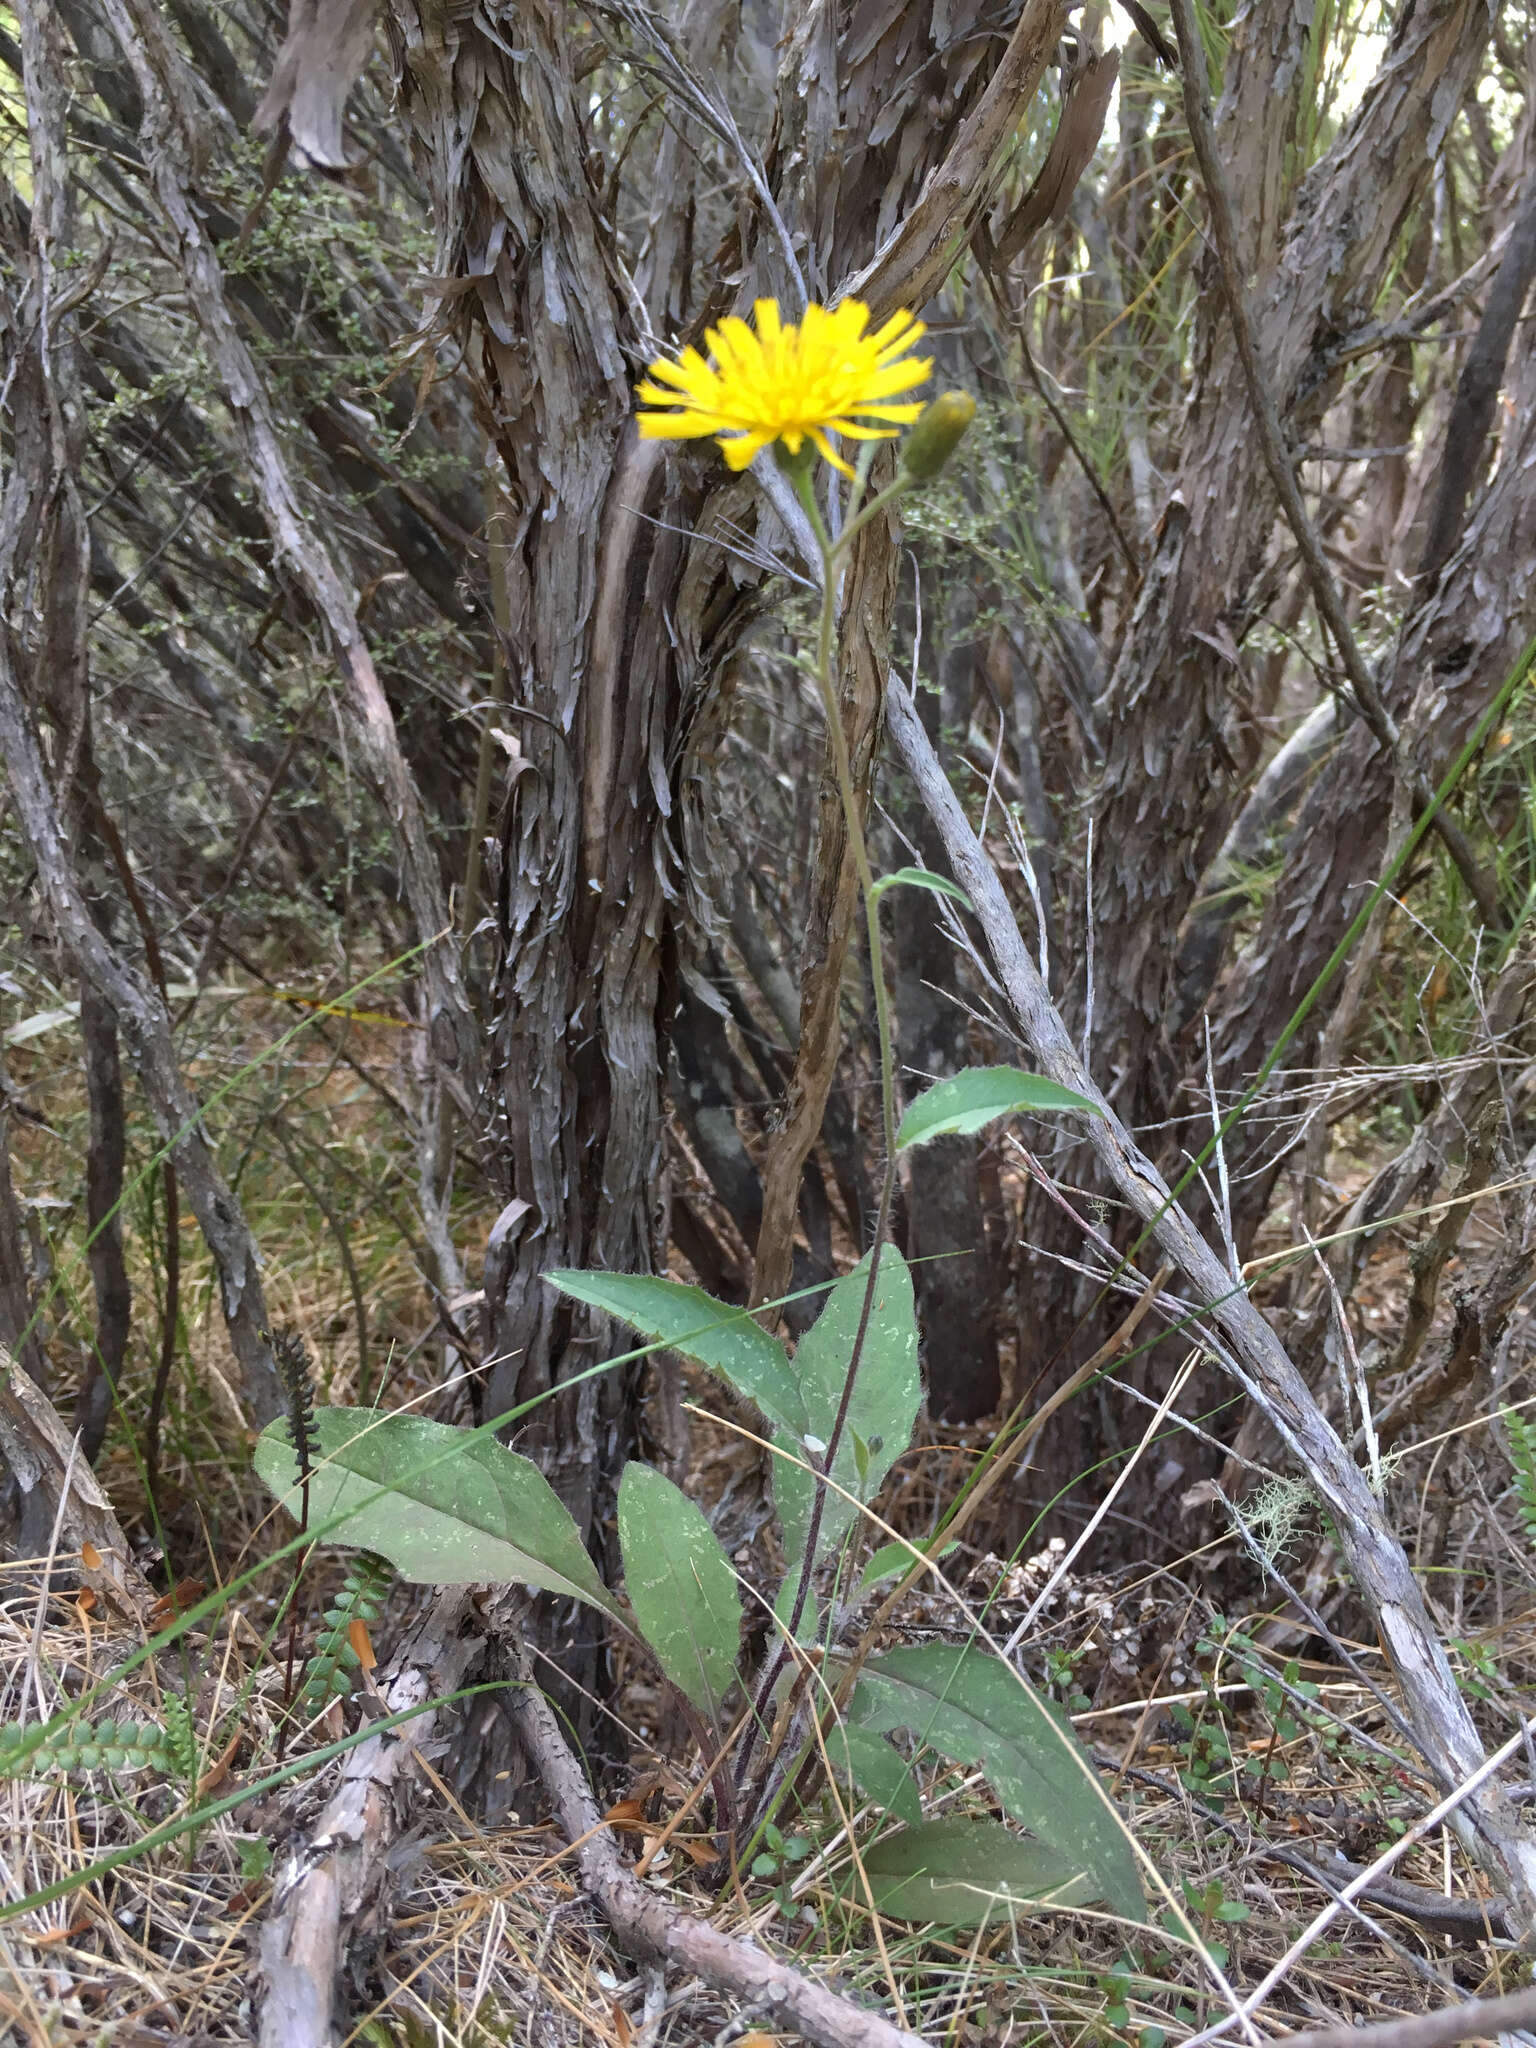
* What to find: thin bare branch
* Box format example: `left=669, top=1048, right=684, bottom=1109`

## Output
left=99, top=0, right=482, bottom=1105
left=885, top=669, right=1536, bottom=1932
left=1279, top=1986, right=1536, bottom=2048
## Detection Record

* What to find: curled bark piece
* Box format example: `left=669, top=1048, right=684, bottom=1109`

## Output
left=0, top=1345, right=153, bottom=1618
left=259, top=1591, right=482, bottom=2048
left=509, top=1673, right=928, bottom=2048
left=254, top=0, right=381, bottom=170
left=841, top=0, right=1069, bottom=322
left=990, top=46, right=1119, bottom=264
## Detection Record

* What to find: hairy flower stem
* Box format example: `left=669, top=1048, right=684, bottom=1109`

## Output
left=742, top=467, right=907, bottom=1792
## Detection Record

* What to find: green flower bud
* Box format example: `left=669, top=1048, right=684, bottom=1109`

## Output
left=900, top=390, right=976, bottom=480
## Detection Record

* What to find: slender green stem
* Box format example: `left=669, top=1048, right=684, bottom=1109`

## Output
left=744, top=465, right=908, bottom=1772
left=836, top=472, right=912, bottom=562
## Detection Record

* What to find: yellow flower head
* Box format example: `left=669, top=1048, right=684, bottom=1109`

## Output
left=636, top=297, right=931, bottom=477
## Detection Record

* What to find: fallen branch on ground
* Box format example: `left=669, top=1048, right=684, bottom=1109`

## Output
left=509, top=1664, right=927, bottom=2048
left=1279, top=1984, right=1536, bottom=2048
left=259, top=1592, right=483, bottom=2048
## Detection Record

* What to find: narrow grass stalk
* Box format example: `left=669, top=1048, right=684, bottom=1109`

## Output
left=0, top=1683, right=511, bottom=1926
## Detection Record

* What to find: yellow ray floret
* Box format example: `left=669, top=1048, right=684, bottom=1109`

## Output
left=636, top=297, right=931, bottom=477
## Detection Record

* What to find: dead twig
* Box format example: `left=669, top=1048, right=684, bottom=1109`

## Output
left=509, top=1665, right=929, bottom=2048
left=258, top=1591, right=485, bottom=2048
left=99, top=0, right=483, bottom=1106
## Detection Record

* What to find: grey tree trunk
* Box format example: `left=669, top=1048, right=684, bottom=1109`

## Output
left=373, top=0, right=1069, bottom=1589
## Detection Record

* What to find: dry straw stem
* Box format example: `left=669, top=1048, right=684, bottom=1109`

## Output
left=1278, top=1985, right=1536, bottom=2048
left=883, top=672, right=1536, bottom=1931
left=508, top=1662, right=929, bottom=2048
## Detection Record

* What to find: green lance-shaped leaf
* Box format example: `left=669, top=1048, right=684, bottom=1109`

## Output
left=862, top=1816, right=1102, bottom=1926
left=825, top=1724, right=922, bottom=1827
left=254, top=1407, right=622, bottom=1620
left=867, top=866, right=973, bottom=910
left=846, top=1643, right=1144, bottom=1923
left=618, top=1462, right=741, bottom=1725
left=857, top=1539, right=958, bottom=1597
left=773, top=1247, right=920, bottom=1603
left=547, top=1271, right=805, bottom=1437
left=897, top=1066, right=1100, bottom=1149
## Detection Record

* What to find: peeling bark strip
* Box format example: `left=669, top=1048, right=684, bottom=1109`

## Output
left=884, top=674, right=1536, bottom=1934
left=510, top=1671, right=928, bottom=2048
left=0, top=1345, right=153, bottom=1614
left=1417, top=166, right=1536, bottom=584
left=254, top=0, right=382, bottom=170
left=838, top=0, right=1070, bottom=317
left=988, top=46, right=1120, bottom=266
left=751, top=509, right=897, bottom=1316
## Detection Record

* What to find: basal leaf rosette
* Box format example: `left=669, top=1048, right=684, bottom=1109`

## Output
left=636, top=297, right=931, bottom=476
